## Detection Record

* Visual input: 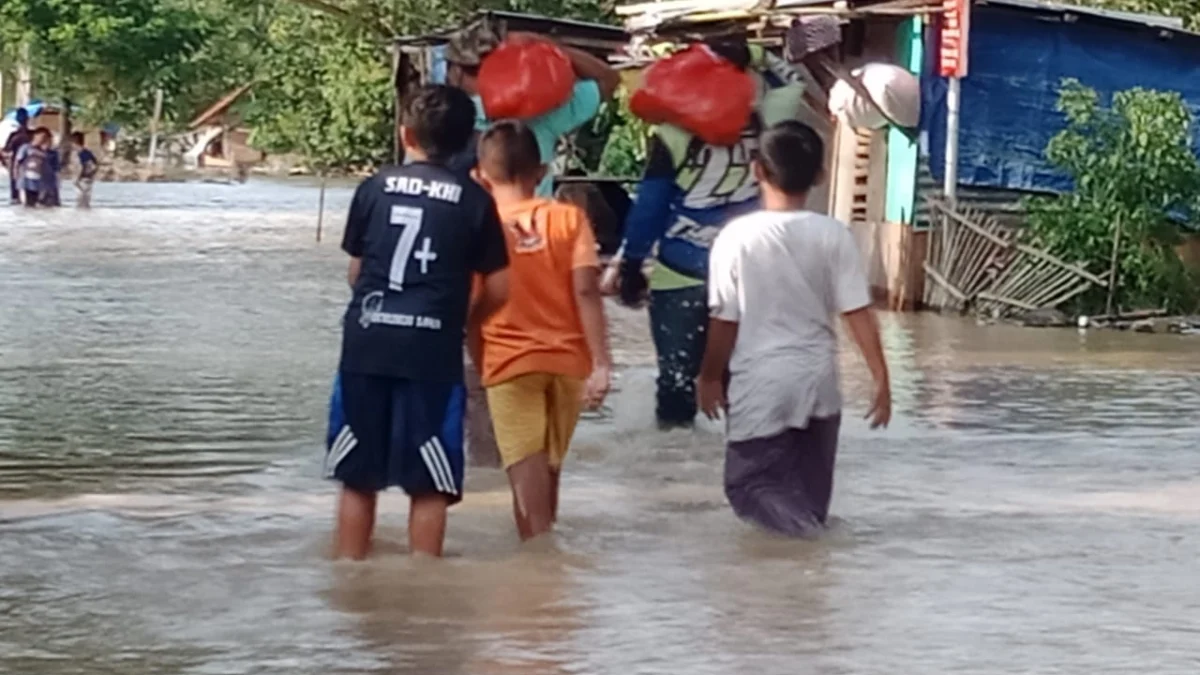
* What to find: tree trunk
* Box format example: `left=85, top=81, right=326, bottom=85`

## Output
left=316, top=173, right=327, bottom=242
left=1105, top=214, right=1124, bottom=317
left=16, top=44, right=33, bottom=106
left=147, top=88, right=164, bottom=170
left=392, top=43, right=402, bottom=165
left=59, top=97, right=74, bottom=174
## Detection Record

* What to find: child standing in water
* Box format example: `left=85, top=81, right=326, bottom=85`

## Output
left=696, top=120, right=891, bottom=536
left=469, top=120, right=613, bottom=541
left=73, top=132, right=99, bottom=208
left=327, top=85, right=510, bottom=559
left=15, top=128, right=51, bottom=207
left=41, top=132, right=62, bottom=207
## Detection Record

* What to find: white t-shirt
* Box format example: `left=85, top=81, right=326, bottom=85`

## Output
left=708, top=210, right=870, bottom=442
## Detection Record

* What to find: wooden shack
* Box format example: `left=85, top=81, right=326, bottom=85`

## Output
left=391, top=11, right=629, bottom=165
left=184, top=83, right=264, bottom=168
left=617, top=0, right=937, bottom=310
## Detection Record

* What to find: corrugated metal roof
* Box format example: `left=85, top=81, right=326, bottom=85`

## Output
left=982, top=0, right=1185, bottom=31
left=916, top=156, right=1033, bottom=230
left=618, top=0, right=941, bottom=33
left=396, top=10, right=625, bottom=45
left=617, top=0, right=1194, bottom=37
left=189, top=83, right=253, bottom=130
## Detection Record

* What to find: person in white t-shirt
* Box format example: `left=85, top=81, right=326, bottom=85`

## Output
left=696, top=120, right=891, bottom=537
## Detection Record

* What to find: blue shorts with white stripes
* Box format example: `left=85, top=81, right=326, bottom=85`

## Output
left=325, top=371, right=466, bottom=502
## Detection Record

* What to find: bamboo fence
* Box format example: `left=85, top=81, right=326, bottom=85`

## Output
left=923, top=198, right=1109, bottom=317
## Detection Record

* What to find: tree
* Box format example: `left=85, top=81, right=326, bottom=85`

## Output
left=244, top=0, right=617, bottom=173
left=1024, top=79, right=1200, bottom=313
left=243, top=3, right=394, bottom=173
left=1, top=0, right=618, bottom=167
left=592, top=91, right=652, bottom=177
left=0, top=0, right=229, bottom=127
left=1077, top=0, right=1200, bottom=29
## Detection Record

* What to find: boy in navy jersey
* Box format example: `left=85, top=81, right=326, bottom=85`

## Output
left=328, top=85, right=510, bottom=559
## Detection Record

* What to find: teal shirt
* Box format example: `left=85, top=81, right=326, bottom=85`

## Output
left=473, top=80, right=602, bottom=197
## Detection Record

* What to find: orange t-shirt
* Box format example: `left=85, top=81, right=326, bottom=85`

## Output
left=479, top=198, right=599, bottom=387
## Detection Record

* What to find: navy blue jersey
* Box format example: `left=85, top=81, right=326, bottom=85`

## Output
left=340, top=162, right=508, bottom=382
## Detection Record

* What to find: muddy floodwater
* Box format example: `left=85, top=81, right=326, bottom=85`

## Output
left=2, top=180, right=1199, bottom=675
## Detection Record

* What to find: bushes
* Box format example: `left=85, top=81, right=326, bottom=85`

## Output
left=1024, top=79, right=1200, bottom=314
left=596, top=90, right=652, bottom=178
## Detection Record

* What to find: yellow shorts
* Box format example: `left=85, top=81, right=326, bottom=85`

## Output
left=485, top=372, right=586, bottom=470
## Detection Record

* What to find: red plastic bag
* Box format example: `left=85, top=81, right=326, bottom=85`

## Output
left=630, top=45, right=756, bottom=146
left=479, top=37, right=575, bottom=120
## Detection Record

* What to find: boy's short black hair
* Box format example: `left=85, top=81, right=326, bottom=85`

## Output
left=71, top=131, right=85, bottom=144
left=32, top=127, right=51, bottom=140
left=756, top=120, right=825, bottom=195
left=477, top=120, right=542, bottom=183
left=402, top=84, right=477, bottom=161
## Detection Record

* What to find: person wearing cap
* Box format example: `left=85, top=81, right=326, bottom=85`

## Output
left=788, top=16, right=920, bottom=136
left=444, top=24, right=620, bottom=196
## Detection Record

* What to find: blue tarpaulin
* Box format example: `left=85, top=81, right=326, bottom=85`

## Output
left=923, top=6, right=1200, bottom=193
left=428, top=45, right=449, bottom=85
left=3, top=100, right=47, bottom=122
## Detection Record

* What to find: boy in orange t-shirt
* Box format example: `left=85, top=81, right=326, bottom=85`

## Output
left=469, top=120, right=613, bottom=541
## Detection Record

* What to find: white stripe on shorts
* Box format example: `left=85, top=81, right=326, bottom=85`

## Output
left=330, top=426, right=350, bottom=454
left=430, top=437, right=458, bottom=495
left=325, top=426, right=358, bottom=478
left=420, top=442, right=452, bottom=493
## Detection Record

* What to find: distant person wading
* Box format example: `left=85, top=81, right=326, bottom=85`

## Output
left=2, top=109, right=32, bottom=205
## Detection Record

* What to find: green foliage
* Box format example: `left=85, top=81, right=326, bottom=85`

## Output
left=594, top=89, right=652, bottom=178
left=243, top=0, right=616, bottom=173
left=242, top=4, right=394, bottom=172
left=3, top=0, right=617, bottom=170
left=0, top=0, right=250, bottom=127
left=1075, top=0, right=1200, bottom=30
left=1024, top=79, right=1200, bottom=313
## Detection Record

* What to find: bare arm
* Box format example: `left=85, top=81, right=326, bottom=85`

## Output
left=696, top=317, right=739, bottom=419
left=573, top=266, right=612, bottom=370
left=561, top=45, right=620, bottom=101
left=466, top=269, right=510, bottom=370
left=341, top=180, right=371, bottom=286
left=841, top=307, right=891, bottom=428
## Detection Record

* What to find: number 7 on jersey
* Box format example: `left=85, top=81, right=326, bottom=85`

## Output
left=388, top=205, right=437, bottom=291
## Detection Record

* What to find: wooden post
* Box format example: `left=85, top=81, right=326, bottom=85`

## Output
left=147, top=88, right=164, bottom=168
left=16, top=43, right=32, bottom=106
left=316, top=172, right=327, bottom=243
left=392, top=42, right=402, bottom=165
left=59, top=97, right=73, bottom=173
left=944, top=77, right=962, bottom=207
left=1105, top=214, right=1123, bottom=316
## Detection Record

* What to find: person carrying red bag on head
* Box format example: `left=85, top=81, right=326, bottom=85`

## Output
left=602, top=38, right=812, bottom=431
left=443, top=23, right=620, bottom=197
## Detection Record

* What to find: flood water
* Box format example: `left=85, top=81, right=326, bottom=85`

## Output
left=2, top=180, right=1199, bottom=674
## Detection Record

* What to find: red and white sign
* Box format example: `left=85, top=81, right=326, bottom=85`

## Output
left=940, top=0, right=971, bottom=77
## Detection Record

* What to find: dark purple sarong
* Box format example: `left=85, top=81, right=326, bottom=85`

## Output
left=724, top=415, right=841, bottom=537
